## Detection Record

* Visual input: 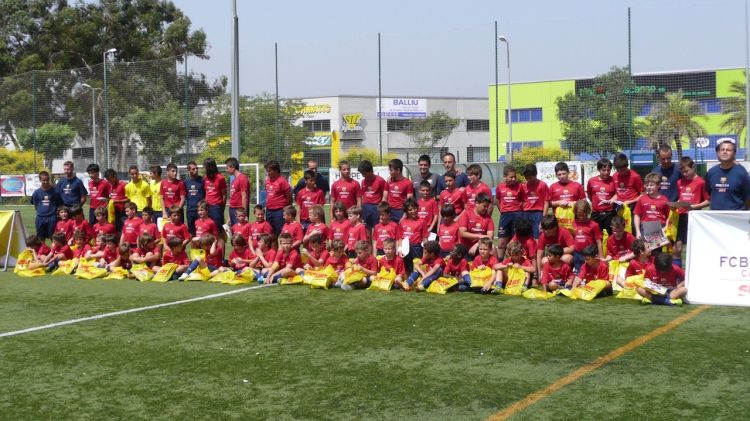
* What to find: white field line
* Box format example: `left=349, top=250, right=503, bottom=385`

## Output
left=0, top=283, right=276, bottom=339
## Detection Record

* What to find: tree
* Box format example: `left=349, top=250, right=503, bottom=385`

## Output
left=720, top=78, right=746, bottom=144
left=17, top=122, right=75, bottom=169
left=404, top=111, right=459, bottom=156
left=645, top=90, right=707, bottom=159
left=556, top=66, right=647, bottom=158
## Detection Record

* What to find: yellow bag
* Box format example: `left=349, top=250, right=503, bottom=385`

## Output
left=426, top=276, right=458, bottom=294
left=568, top=279, right=609, bottom=301
left=343, top=267, right=367, bottom=285
left=665, top=209, right=679, bottom=242
left=75, top=265, right=108, bottom=279
left=503, top=266, right=528, bottom=296
left=469, top=266, right=493, bottom=289
left=14, top=249, right=35, bottom=273
left=279, top=274, right=304, bottom=285
left=305, top=266, right=337, bottom=289
left=522, top=288, right=557, bottom=300
left=189, top=248, right=205, bottom=262
left=608, top=260, right=629, bottom=291
left=17, top=268, right=46, bottom=278
left=615, top=273, right=644, bottom=300
left=222, top=270, right=255, bottom=285
left=209, top=270, right=237, bottom=284
left=618, top=205, right=632, bottom=234
left=77, top=257, right=98, bottom=269
left=152, top=263, right=178, bottom=282
left=104, top=267, right=129, bottom=280
left=184, top=267, right=211, bottom=282
left=555, top=206, right=575, bottom=234
left=131, top=263, right=155, bottom=282
left=367, top=267, right=397, bottom=291
left=107, top=199, right=116, bottom=224
left=51, top=258, right=79, bottom=276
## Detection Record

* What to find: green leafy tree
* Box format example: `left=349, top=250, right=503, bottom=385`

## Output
left=17, top=122, right=75, bottom=169
left=645, top=90, right=707, bottom=158
left=404, top=110, right=459, bottom=156
left=720, top=78, right=747, bottom=144
left=556, top=66, right=647, bottom=158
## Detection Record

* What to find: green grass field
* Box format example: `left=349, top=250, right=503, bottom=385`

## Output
left=2, top=206, right=749, bottom=420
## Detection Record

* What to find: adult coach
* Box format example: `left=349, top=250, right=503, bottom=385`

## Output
left=651, top=145, right=680, bottom=202
left=412, top=154, right=439, bottom=196
left=226, top=157, right=250, bottom=226
left=293, top=159, right=329, bottom=195
left=55, top=160, right=88, bottom=208
left=436, top=152, right=469, bottom=195
left=705, top=139, right=750, bottom=210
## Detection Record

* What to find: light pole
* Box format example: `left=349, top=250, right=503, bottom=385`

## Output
left=499, top=36, right=513, bottom=161
left=81, top=83, right=101, bottom=165
left=102, top=48, right=116, bottom=169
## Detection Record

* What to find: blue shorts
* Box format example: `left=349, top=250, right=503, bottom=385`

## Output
left=266, top=208, right=284, bottom=236
left=498, top=211, right=523, bottom=238
left=523, top=211, right=543, bottom=239
left=362, top=204, right=379, bottom=230
left=207, top=205, right=225, bottom=232
left=390, top=208, right=404, bottom=223
left=186, top=209, right=199, bottom=236
left=36, top=215, right=57, bottom=241
left=573, top=251, right=585, bottom=272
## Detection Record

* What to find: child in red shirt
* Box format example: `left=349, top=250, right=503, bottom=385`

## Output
left=325, top=239, right=349, bottom=276
left=248, top=205, right=273, bottom=250
left=571, top=244, right=611, bottom=296
left=572, top=199, right=603, bottom=272
left=372, top=202, right=401, bottom=256
left=231, top=207, right=252, bottom=242
left=46, top=232, right=73, bottom=271
left=444, top=243, right=471, bottom=292
left=252, top=234, right=276, bottom=281
left=474, top=237, right=500, bottom=293
left=139, top=207, right=160, bottom=244
left=54, top=206, right=74, bottom=243
left=345, top=206, right=368, bottom=258
left=416, top=180, right=439, bottom=232
left=301, top=233, right=329, bottom=270
left=541, top=244, right=574, bottom=292
left=510, top=218, right=537, bottom=281
left=329, top=202, right=351, bottom=246
left=303, top=205, right=329, bottom=247
left=227, top=234, right=255, bottom=275
left=130, top=233, right=161, bottom=268
left=464, top=164, right=493, bottom=214
left=605, top=215, right=635, bottom=261
left=386, top=158, right=414, bottom=222
left=458, top=193, right=495, bottom=256
left=86, top=234, right=106, bottom=260
left=379, top=238, right=407, bottom=289
left=120, top=202, right=143, bottom=248
left=438, top=171, right=467, bottom=222
left=340, top=240, right=378, bottom=290
left=296, top=170, right=326, bottom=231
left=161, top=205, right=191, bottom=248
left=437, top=204, right=460, bottom=257
left=92, top=207, right=116, bottom=238
left=23, top=235, right=52, bottom=270
left=72, top=230, right=92, bottom=259
left=405, top=240, right=444, bottom=292
left=267, top=232, right=303, bottom=284
left=536, top=215, right=575, bottom=280
left=281, top=205, right=304, bottom=250
left=156, top=236, right=190, bottom=278
left=400, top=198, right=428, bottom=272
left=68, top=205, right=93, bottom=245
left=182, top=233, right=226, bottom=279
left=193, top=200, right=219, bottom=246
left=638, top=253, right=687, bottom=306
left=98, top=234, right=121, bottom=269
left=495, top=165, right=525, bottom=258
left=495, top=241, right=536, bottom=290
left=634, top=173, right=671, bottom=239
left=623, top=238, right=653, bottom=278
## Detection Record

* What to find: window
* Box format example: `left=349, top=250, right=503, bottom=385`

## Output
left=302, top=119, right=331, bottom=132
left=387, top=119, right=413, bottom=131
left=504, top=108, right=543, bottom=123
left=506, top=141, right=543, bottom=154
left=466, top=119, right=490, bottom=131
left=467, top=146, right=490, bottom=162
left=698, top=98, right=721, bottom=114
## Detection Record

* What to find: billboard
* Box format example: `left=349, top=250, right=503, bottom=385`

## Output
left=376, top=98, right=427, bottom=118
left=0, top=175, right=25, bottom=197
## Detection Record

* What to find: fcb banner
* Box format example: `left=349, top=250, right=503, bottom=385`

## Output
left=686, top=211, right=750, bottom=306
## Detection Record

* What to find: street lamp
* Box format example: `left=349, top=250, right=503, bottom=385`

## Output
left=81, top=83, right=101, bottom=166
left=102, top=48, right=116, bottom=169
left=499, top=36, right=513, bottom=161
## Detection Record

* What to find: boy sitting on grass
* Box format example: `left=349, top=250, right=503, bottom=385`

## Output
left=571, top=244, right=611, bottom=296
left=405, top=240, right=444, bottom=292
left=266, top=233, right=302, bottom=284
left=540, top=244, right=574, bottom=292
left=637, top=253, right=686, bottom=306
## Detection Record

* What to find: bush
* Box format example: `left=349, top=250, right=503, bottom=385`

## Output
left=341, top=147, right=398, bottom=168
left=0, top=148, right=46, bottom=174
left=510, top=147, right=569, bottom=181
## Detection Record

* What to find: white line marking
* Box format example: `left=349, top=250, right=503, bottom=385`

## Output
left=0, top=283, right=276, bottom=339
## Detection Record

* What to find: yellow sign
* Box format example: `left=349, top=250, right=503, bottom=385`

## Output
left=342, top=113, right=363, bottom=132
left=298, top=104, right=332, bottom=115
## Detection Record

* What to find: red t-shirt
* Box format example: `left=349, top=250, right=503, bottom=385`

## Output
left=587, top=176, right=617, bottom=212
left=122, top=217, right=143, bottom=245
left=325, top=254, right=349, bottom=272
left=229, top=172, right=250, bottom=208
left=510, top=234, right=537, bottom=260
left=36, top=244, right=52, bottom=257
left=93, top=221, right=116, bottom=237
left=578, top=259, right=609, bottom=282
left=346, top=223, right=368, bottom=251
left=88, top=178, right=111, bottom=209
left=444, top=257, right=469, bottom=277
left=387, top=176, right=413, bottom=210
left=419, top=255, right=445, bottom=271
left=102, top=245, right=119, bottom=263
left=472, top=254, right=498, bottom=269
left=541, top=261, right=573, bottom=285
left=625, top=257, right=653, bottom=277
left=572, top=219, right=602, bottom=253
left=204, top=245, right=225, bottom=268
left=677, top=176, right=709, bottom=215
left=379, top=254, right=406, bottom=276
left=354, top=254, right=379, bottom=272
left=496, top=182, right=524, bottom=212
left=231, top=222, right=252, bottom=240
left=296, top=187, right=326, bottom=221
left=248, top=221, right=273, bottom=248
left=502, top=257, right=533, bottom=268
left=162, top=221, right=190, bottom=242
left=132, top=243, right=159, bottom=257
left=162, top=249, right=189, bottom=265
left=634, top=194, right=670, bottom=225
left=274, top=249, right=303, bottom=269
left=360, top=175, right=387, bottom=205
left=73, top=243, right=91, bottom=259
left=160, top=178, right=186, bottom=209
left=437, top=221, right=460, bottom=252
left=400, top=217, right=428, bottom=246
left=328, top=219, right=351, bottom=242
left=70, top=219, right=94, bottom=241
left=229, top=247, right=253, bottom=270
left=307, top=248, right=330, bottom=267
left=265, top=175, right=291, bottom=210
left=305, top=222, right=329, bottom=241
left=439, top=187, right=467, bottom=215
left=253, top=248, right=276, bottom=269
left=373, top=221, right=402, bottom=250
left=281, top=221, right=304, bottom=245
left=607, top=232, right=635, bottom=259
left=331, top=177, right=361, bottom=210
left=109, top=180, right=127, bottom=212
left=549, top=181, right=586, bottom=204
left=537, top=228, right=575, bottom=251
left=203, top=174, right=227, bottom=206
left=464, top=182, right=492, bottom=212
left=458, top=210, right=495, bottom=248
left=613, top=169, right=643, bottom=202
left=417, top=198, right=438, bottom=226
left=194, top=217, right=218, bottom=239
left=138, top=222, right=160, bottom=242
left=522, top=179, right=549, bottom=212
left=644, top=263, right=685, bottom=288
left=55, top=219, right=74, bottom=241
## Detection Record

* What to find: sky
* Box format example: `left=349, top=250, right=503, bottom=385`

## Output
left=172, top=0, right=749, bottom=98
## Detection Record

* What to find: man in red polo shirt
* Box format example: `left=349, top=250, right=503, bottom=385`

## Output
left=225, top=157, right=251, bottom=227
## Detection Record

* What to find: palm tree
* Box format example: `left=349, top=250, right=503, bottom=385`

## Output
left=645, top=90, right=707, bottom=158
left=720, top=79, right=746, bottom=143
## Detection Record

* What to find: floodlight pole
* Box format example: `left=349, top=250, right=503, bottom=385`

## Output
left=102, top=48, right=116, bottom=170
left=494, top=21, right=499, bottom=161
left=231, top=0, right=241, bottom=159
left=82, top=83, right=100, bottom=165
left=499, top=36, right=513, bottom=161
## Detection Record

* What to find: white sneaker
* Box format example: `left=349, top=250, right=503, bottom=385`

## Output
left=341, top=284, right=353, bottom=291
left=178, top=273, right=189, bottom=281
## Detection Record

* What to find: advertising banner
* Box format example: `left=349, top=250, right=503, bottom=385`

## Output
left=0, top=175, right=25, bottom=197
left=25, top=174, right=41, bottom=197
left=329, top=166, right=390, bottom=189
left=376, top=98, right=427, bottom=118
left=535, top=161, right=583, bottom=187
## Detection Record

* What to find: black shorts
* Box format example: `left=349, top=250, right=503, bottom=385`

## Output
left=676, top=213, right=689, bottom=244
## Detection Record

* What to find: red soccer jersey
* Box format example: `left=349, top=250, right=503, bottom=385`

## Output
left=587, top=176, right=617, bottom=212
left=379, top=254, right=406, bottom=276
left=229, top=172, right=250, bottom=208
left=139, top=222, right=160, bottom=241
left=296, top=187, right=326, bottom=221
left=677, top=176, right=709, bottom=215
left=162, top=221, right=190, bottom=242
left=444, top=257, right=469, bottom=277
left=307, top=248, right=330, bottom=267
left=325, top=253, right=349, bottom=272
left=354, top=254, right=379, bottom=272
left=464, top=182, right=492, bottom=212
left=329, top=219, right=351, bottom=242
left=194, top=217, right=218, bottom=239
left=634, top=194, right=670, bottom=225
left=331, top=177, right=361, bottom=210
left=472, top=254, right=498, bottom=269
left=132, top=243, right=159, bottom=258
left=248, top=221, right=273, bottom=248
left=549, top=181, right=586, bottom=204
left=613, top=169, right=643, bottom=202
left=231, top=222, right=252, bottom=240
left=102, top=246, right=119, bottom=263
left=346, top=223, right=368, bottom=251
left=502, top=257, right=533, bottom=268
left=88, top=178, right=111, bottom=209
left=496, top=182, right=524, bottom=212
left=281, top=221, right=304, bottom=245
left=305, top=222, right=329, bottom=240
left=203, top=174, right=227, bottom=206
left=253, top=248, right=276, bottom=269
left=55, top=219, right=74, bottom=241
left=229, top=247, right=253, bottom=270
left=419, top=255, right=445, bottom=271
left=541, top=261, right=573, bottom=285
left=387, top=176, right=413, bottom=210
left=162, top=249, right=189, bottom=266
left=160, top=178, right=186, bottom=209
left=437, top=221, right=461, bottom=252
left=439, top=187, right=467, bottom=215
left=578, top=259, right=609, bottom=282
left=274, top=248, right=303, bottom=269
left=109, top=180, right=127, bottom=212
left=70, top=219, right=94, bottom=241
left=537, top=227, right=575, bottom=251
left=122, top=217, right=143, bottom=245
left=360, top=175, right=387, bottom=205
left=204, top=246, right=224, bottom=268
left=607, top=232, right=635, bottom=259
left=644, top=263, right=685, bottom=288
left=73, top=244, right=91, bottom=259
left=572, top=219, right=602, bottom=253
left=93, top=221, right=116, bottom=237
left=373, top=221, right=402, bottom=250
left=36, top=244, right=52, bottom=257
left=400, top=217, right=428, bottom=246
left=458, top=210, right=495, bottom=248
left=625, top=257, right=653, bottom=277
left=522, top=179, right=549, bottom=212
left=417, top=197, right=438, bottom=226
left=264, top=175, right=291, bottom=210
left=511, top=234, right=537, bottom=260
